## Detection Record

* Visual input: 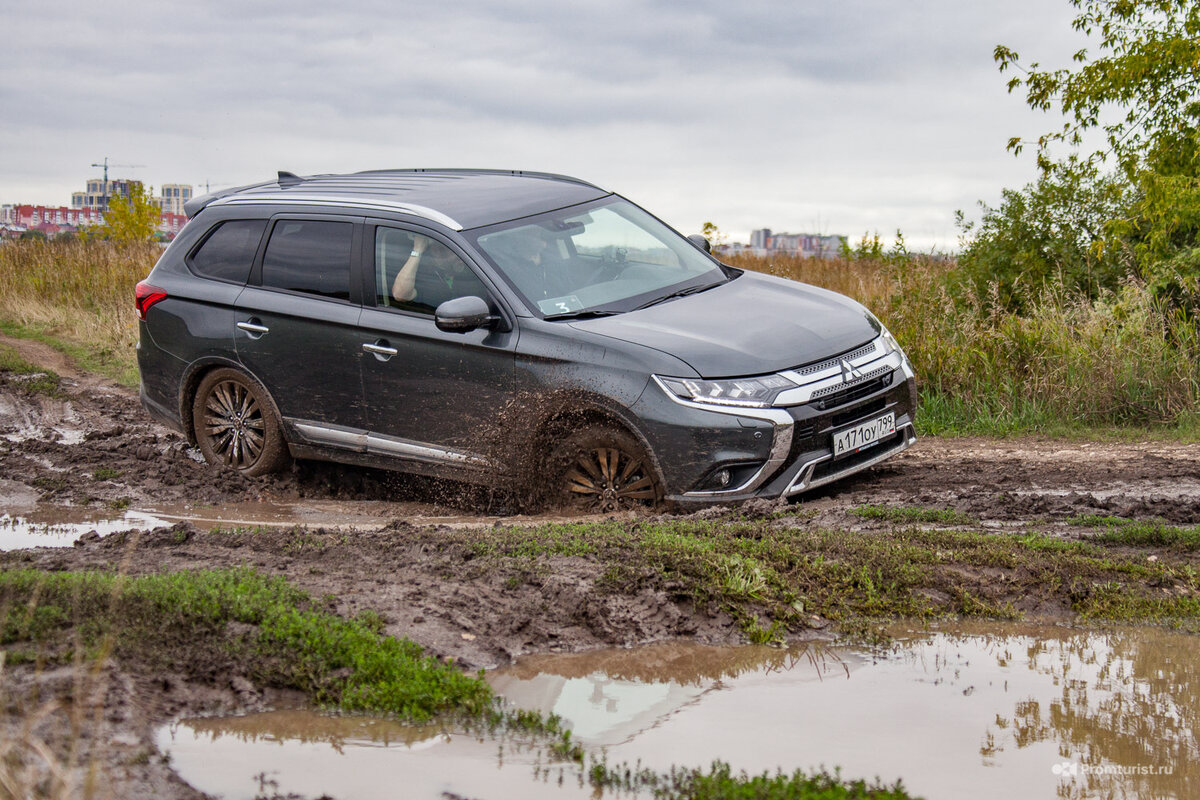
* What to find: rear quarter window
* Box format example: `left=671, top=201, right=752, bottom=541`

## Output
left=261, top=220, right=353, bottom=301
left=188, top=220, right=268, bottom=284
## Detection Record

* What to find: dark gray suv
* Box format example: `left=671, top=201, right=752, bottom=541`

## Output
left=135, top=169, right=917, bottom=510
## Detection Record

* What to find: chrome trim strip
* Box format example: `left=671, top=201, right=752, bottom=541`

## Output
left=651, top=376, right=794, bottom=497
left=213, top=196, right=464, bottom=230
left=784, top=423, right=916, bottom=496
left=294, top=422, right=367, bottom=452
left=365, top=434, right=487, bottom=465
left=774, top=350, right=902, bottom=407
left=291, top=420, right=486, bottom=465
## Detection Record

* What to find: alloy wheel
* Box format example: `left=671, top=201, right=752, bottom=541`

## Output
left=202, top=379, right=267, bottom=469
left=564, top=446, right=658, bottom=512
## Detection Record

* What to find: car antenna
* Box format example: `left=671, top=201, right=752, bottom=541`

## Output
left=277, top=171, right=303, bottom=187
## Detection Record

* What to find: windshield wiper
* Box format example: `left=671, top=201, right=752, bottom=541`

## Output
left=543, top=309, right=623, bottom=321
left=633, top=280, right=724, bottom=311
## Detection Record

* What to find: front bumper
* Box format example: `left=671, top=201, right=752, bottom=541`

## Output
left=637, top=337, right=919, bottom=505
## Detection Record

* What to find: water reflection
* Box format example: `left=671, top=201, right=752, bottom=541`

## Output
left=0, top=510, right=170, bottom=550
left=489, top=640, right=854, bottom=745
left=161, top=624, right=1199, bottom=800
left=962, top=626, right=1195, bottom=799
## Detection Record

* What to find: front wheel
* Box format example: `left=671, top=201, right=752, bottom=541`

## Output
left=552, top=424, right=662, bottom=512
left=192, top=368, right=290, bottom=476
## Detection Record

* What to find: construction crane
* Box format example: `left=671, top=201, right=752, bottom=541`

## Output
left=90, top=157, right=146, bottom=211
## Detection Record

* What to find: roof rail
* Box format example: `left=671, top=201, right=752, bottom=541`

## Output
left=353, top=168, right=605, bottom=192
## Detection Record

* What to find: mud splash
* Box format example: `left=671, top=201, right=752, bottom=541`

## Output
left=157, top=623, right=1198, bottom=800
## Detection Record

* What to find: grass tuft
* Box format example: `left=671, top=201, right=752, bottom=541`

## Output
left=851, top=505, right=977, bottom=526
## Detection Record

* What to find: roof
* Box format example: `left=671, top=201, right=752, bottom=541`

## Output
left=185, top=169, right=610, bottom=230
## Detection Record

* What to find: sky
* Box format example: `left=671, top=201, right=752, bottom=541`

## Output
left=1, top=0, right=1086, bottom=251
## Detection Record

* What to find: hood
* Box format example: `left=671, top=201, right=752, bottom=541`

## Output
left=570, top=271, right=879, bottom=377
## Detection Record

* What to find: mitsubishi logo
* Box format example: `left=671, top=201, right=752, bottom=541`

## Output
left=840, top=359, right=864, bottom=383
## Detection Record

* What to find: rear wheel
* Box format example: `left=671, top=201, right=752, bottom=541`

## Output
left=553, top=424, right=662, bottom=512
left=192, top=368, right=289, bottom=476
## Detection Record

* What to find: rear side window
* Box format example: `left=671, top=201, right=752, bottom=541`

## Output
left=189, top=220, right=267, bottom=284
left=261, top=220, right=353, bottom=301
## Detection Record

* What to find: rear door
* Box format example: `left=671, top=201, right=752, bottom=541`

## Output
left=357, top=221, right=517, bottom=464
left=234, top=215, right=367, bottom=435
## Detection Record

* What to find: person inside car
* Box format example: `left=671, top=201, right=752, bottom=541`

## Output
left=390, top=233, right=486, bottom=313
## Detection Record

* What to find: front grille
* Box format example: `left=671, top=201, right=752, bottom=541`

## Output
left=812, top=370, right=893, bottom=410
left=793, top=341, right=878, bottom=377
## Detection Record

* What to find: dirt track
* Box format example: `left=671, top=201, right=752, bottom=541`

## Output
left=2, top=332, right=1200, bottom=798
left=3, top=332, right=1199, bottom=530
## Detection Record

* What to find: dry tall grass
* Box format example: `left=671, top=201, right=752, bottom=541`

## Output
left=732, top=253, right=1200, bottom=433
left=1, top=240, right=1197, bottom=433
left=0, top=240, right=158, bottom=378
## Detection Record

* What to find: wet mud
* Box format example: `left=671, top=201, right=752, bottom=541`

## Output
left=3, top=332, right=1200, bottom=798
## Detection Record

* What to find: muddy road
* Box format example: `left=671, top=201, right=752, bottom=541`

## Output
left=2, top=333, right=1197, bottom=532
left=2, top=332, right=1200, bottom=799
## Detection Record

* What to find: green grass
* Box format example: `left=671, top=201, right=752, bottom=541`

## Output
left=0, top=342, right=64, bottom=397
left=0, top=567, right=492, bottom=722
left=1069, top=515, right=1200, bottom=550
left=588, top=759, right=917, bottom=799
left=851, top=505, right=976, bottom=526
left=0, top=319, right=138, bottom=388
left=458, top=518, right=1200, bottom=634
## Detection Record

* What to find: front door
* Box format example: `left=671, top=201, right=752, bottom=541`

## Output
left=358, top=223, right=517, bottom=467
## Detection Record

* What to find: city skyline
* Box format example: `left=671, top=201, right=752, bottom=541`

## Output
left=3, top=1, right=1085, bottom=251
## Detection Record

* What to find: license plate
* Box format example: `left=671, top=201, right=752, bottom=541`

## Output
left=832, top=411, right=896, bottom=459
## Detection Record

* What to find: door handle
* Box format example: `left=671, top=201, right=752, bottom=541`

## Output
left=363, top=341, right=399, bottom=360
left=236, top=321, right=270, bottom=335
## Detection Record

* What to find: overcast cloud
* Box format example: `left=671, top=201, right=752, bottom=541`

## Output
left=2, top=0, right=1085, bottom=250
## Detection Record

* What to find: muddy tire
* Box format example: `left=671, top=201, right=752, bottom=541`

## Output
left=550, top=424, right=662, bottom=512
left=192, top=368, right=290, bottom=476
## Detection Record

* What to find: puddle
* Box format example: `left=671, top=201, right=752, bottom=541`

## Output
left=1010, top=481, right=1200, bottom=501
left=0, top=498, right=525, bottom=551
left=0, top=510, right=173, bottom=550
left=157, top=623, right=1198, bottom=799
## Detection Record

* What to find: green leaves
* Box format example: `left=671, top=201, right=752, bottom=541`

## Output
left=999, top=0, right=1200, bottom=175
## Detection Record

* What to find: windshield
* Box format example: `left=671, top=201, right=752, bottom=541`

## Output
left=467, top=197, right=727, bottom=317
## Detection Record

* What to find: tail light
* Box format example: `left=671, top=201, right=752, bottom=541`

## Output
left=135, top=281, right=168, bottom=321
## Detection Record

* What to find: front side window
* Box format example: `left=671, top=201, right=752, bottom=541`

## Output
left=189, top=220, right=267, bottom=284
left=375, top=227, right=488, bottom=316
left=469, top=197, right=725, bottom=318
left=261, top=220, right=353, bottom=300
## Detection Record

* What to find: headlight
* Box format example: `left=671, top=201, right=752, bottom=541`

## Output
left=657, top=373, right=797, bottom=408
left=868, top=313, right=906, bottom=359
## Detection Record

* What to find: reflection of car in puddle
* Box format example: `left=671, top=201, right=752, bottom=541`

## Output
left=487, top=640, right=856, bottom=746
left=158, top=626, right=1199, bottom=800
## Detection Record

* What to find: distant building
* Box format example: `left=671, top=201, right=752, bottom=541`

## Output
left=748, top=228, right=846, bottom=259
left=4, top=204, right=106, bottom=235
left=1, top=202, right=186, bottom=238
left=159, top=183, right=193, bottom=216
left=72, top=178, right=140, bottom=211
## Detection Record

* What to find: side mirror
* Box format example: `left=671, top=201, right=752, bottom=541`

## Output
left=435, top=295, right=496, bottom=333
left=687, top=234, right=712, bottom=254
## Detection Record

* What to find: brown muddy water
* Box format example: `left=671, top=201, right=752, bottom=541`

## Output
left=156, top=622, right=1196, bottom=799
left=0, top=498, right=552, bottom=551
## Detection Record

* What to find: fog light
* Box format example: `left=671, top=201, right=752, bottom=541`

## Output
left=714, top=469, right=731, bottom=488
